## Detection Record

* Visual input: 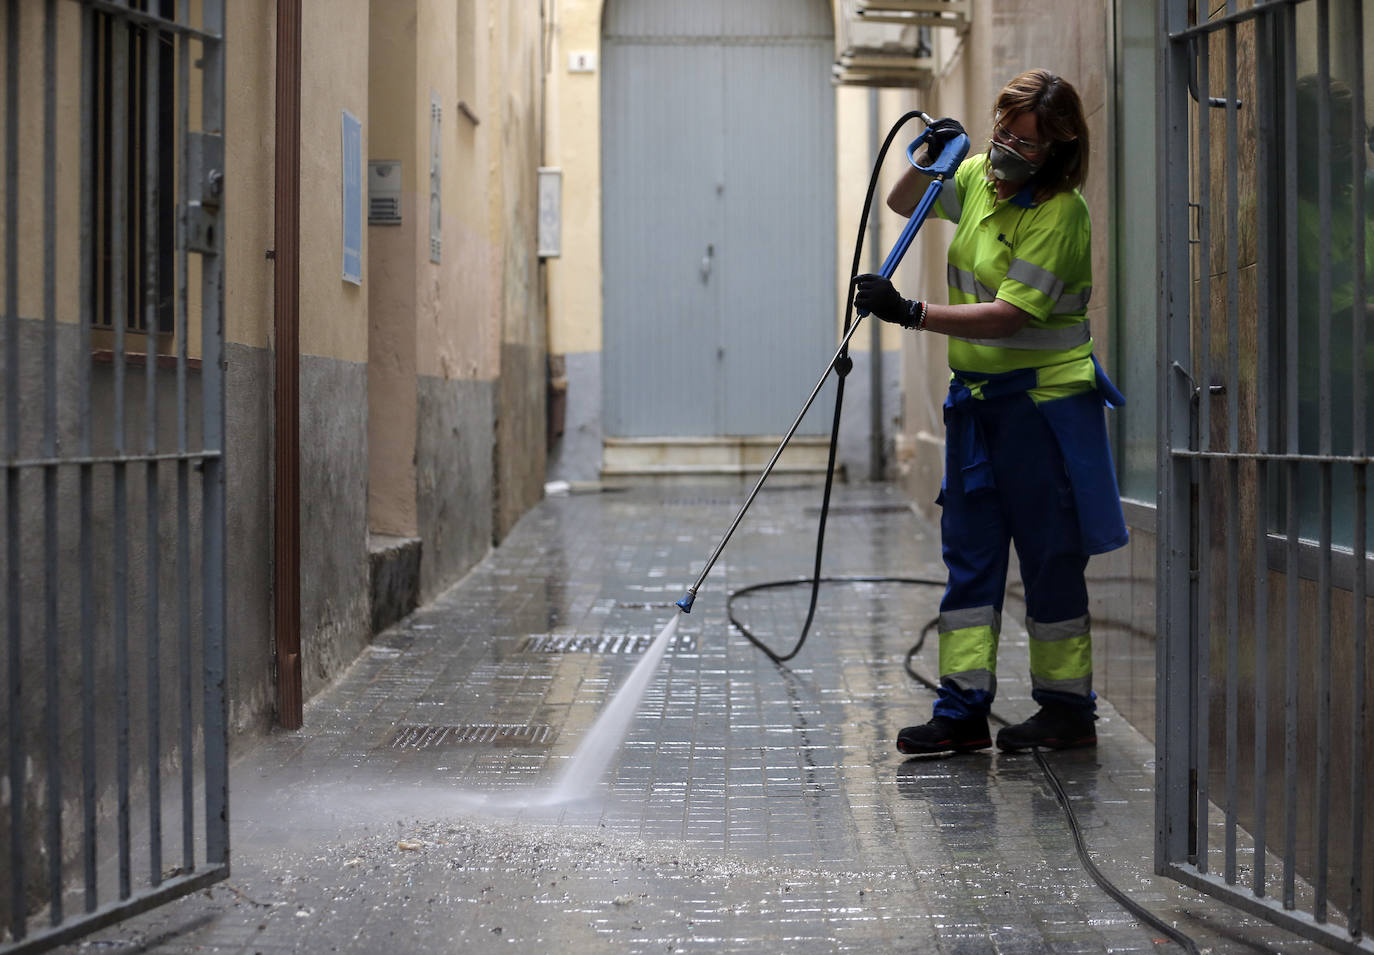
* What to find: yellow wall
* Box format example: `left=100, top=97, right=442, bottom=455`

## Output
left=0, top=3, right=94, bottom=330
left=299, top=0, right=369, bottom=363
left=226, top=0, right=276, bottom=351
left=367, top=0, right=419, bottom=537
left=545, top=0, right=603, bottom=356
left=417, top=0, right=489, bottom=381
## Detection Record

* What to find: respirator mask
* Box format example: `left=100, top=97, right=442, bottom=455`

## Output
left=987, top=140, right=1043, bottom=182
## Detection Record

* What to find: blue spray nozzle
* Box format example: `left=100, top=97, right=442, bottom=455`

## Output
left=907, top=130, right=970, bottom=179
left=675, top=591, right=696, bottom=613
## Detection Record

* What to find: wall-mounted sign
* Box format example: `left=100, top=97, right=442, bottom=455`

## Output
left=537, top=167, right=561, bottom=258
left=368, top=160, right=401, bottom=225
left=341, top=109, right=362, bottom=285
left=429, top=92, right=442, bottom=264
left=568, top=51, right=597, bottom=73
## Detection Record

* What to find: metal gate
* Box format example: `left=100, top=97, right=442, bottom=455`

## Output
left=1156, top=0, right=1372, bottom=950
left=1, top=1, right=228, bottom=951
left=601, top=0, right=836, bottom=438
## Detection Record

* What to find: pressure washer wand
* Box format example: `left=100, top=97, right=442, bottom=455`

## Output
left=673, top=316, right=870, bottom=614
left=674, top=119, right=969, bottom=615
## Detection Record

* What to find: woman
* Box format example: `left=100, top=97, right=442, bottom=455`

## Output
left=855, top=70, right=1127, bottom=755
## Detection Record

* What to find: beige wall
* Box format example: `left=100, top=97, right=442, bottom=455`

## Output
left=299, top=0, right=369, bottom=363
left=417, top=0, right=497, bottom=382
left=226, top=0, right=373, bottom=361
left=367, top=0, right=419, bottom=537
left=366, top=0, right=546, bottom=535
left=226, top=1, right=276, bottom=351
left=545, top=0, right=604, bottom=356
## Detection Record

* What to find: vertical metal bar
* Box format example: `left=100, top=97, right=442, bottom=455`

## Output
left=1311, top=0, right=1333, bottom=922
left=79, top=0, right=98, bottom=915
left=1346, top=0, right=1367, bottom=936
left=200, top=0, right=230, bottom=869
left=143, top=8, right=163, bottom=889
left=176, top=0, right=194, bottom=876
left=1222, top=8, right=1241, bottom=887
left=1252, top=456, right=1269, bottom=900
left=1193, top=28, right=1213, bottom=875
left=1316, top=0, right=1333, bottom=460
left=1314, top=462, right=1332, bottom=922
left=1251, top=1, right=1276, bottom=904
left=1283, top=465, right=1299, bottom=912
left=5, top=0, right=25, bottom=940
left=1351, top=462, right=1367, bottom=938
left=41, top=0, right=62, bottom=926
left=1157, top=0, right=1196, bottom=873
left=110, top=0, right=133, bottom=903
left=1224, top=455, right=1239, bottom=880
left=1280, top=1, right=1300, bottom=912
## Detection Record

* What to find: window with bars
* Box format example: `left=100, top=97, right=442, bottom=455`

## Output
left=1263, top=20, right=1373, bottom=556
left=91, top=1, right=176, bottom=337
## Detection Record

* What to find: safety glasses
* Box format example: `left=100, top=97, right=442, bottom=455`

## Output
left=992, top=119, right=1048, bottom=156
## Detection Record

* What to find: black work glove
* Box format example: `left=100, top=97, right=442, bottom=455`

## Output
left=922, top=116, right=966, bottom=164
left=853, top=273, right=917, bottom=327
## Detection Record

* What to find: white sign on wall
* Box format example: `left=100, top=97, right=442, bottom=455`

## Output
left=341, top=109, right=362, bottom=285
left=568, top=51, right=597, bottom=73
left=429, top=92, right=442, bottom=263
left=537, top=167, right=561, bottom=258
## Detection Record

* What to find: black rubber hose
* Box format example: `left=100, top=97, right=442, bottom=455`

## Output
left=728, top=109, right=928, bottom=665
left=902, top=616, right=1201, bottom=954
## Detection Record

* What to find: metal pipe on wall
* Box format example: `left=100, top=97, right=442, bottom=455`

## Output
left=274, top=0, right=303, bottom=729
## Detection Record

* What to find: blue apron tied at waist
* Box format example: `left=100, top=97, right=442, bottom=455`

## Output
left=1091, top=354, right=1125, bottom=408
left=943, top=367, right=1038, bottom=496
left=942, top=362, right=1130, bottom=555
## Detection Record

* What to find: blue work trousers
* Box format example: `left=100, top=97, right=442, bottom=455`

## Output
left=934, top=383, right=1094, bottom=720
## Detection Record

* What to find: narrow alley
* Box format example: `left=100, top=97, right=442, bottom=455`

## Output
left=69, top=480, right=1320, bottom=953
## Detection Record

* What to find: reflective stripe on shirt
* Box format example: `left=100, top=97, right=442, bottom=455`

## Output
left=953, top=322, right=1092, bottom=351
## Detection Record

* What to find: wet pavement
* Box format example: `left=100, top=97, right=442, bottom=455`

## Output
left=69, top=479, right=1324, bottom=953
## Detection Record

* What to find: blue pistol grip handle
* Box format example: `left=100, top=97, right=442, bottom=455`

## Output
left=906, top=130, right=970, bottom=179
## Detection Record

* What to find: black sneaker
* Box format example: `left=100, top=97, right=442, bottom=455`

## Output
left=996, top=706, right=1097, bottom=752
left=895, top=715, right=991, bottom=755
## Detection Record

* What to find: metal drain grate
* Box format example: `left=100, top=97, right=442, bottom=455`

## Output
left=388, top=723, right=557, bottom=749
left=520, top=632, right=695, bottom=654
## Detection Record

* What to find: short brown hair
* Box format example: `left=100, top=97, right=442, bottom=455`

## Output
left=991, top=69, right=1089, bottom=201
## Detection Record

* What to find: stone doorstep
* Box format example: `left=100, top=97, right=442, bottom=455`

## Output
left=601, top=435, right=838, bottom=476
left=368, top=533, right=422, bottom=635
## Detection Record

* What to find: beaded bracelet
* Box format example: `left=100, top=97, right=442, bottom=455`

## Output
left=915, top=300, right=928, bottom=330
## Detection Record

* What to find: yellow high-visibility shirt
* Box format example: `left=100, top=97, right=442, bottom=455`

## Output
left=935, top=154, right=1096, bottom=401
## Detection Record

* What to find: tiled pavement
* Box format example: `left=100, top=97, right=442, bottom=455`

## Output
left=70, top=479, right=1323, bottom=953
